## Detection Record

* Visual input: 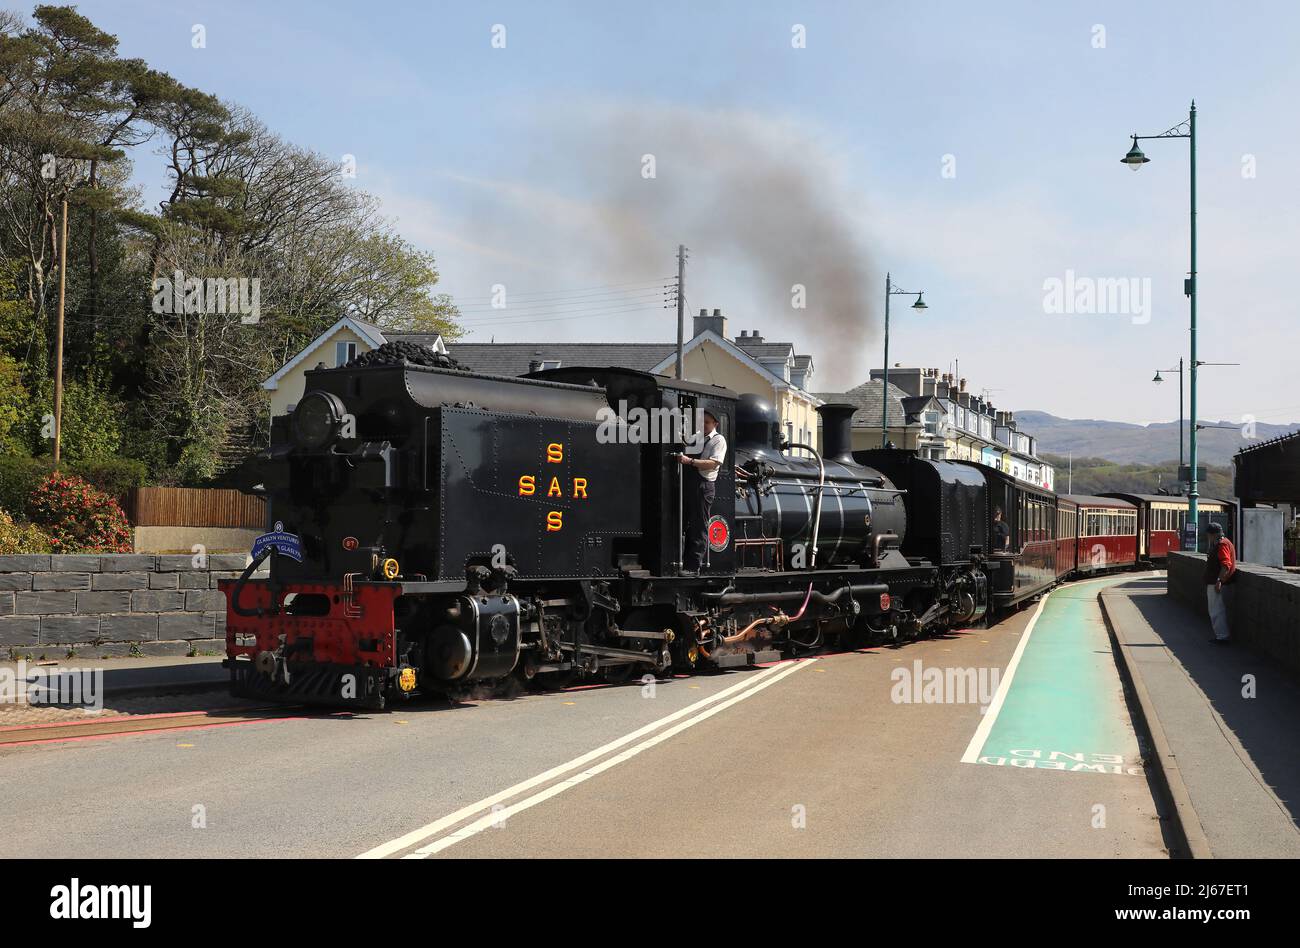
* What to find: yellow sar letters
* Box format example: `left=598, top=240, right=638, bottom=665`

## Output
left=517, top=442, right=587, bottom=532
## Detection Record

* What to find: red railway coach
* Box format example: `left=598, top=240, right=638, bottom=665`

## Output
left=1055, top=496, right=1078, bottom=579
left=1100, top=493, right=1236, bottom=562
left=1064, top=495, right=1138, bottom=574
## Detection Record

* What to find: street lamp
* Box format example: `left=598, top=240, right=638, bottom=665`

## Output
left=1152, top=359, right=1184, bottom=484
left=1120, top=101, right=1198, bottom=549
left=881, top=273, right=927, bottom=448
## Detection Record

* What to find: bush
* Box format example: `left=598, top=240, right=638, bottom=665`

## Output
left=0, top=509, right=53, bottom=555
left=66, top=457, right=148, bottom=508
left=27, top=473, right=133, bottom=553
left=0, top=455, right=46, bottom=513
left=0, top=455, right=148, bottom=517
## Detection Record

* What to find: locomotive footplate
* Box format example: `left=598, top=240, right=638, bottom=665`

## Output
left=226, top=658, right=389, bottom=711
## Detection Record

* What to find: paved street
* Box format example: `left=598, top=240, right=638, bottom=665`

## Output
left=0, top=577, right=1168, bottom=859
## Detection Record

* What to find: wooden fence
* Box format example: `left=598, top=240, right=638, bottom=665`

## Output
left=129, top=487, right=266, bottom=528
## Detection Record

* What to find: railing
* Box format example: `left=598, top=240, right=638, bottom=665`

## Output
left=128, top=487, right=265, bottom=528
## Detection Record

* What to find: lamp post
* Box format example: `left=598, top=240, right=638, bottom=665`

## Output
left=1121, top=101, right=1198, bottom=549
left=881, top=272, right=927, bottom=448
left=1152, top=359, right=1184, bottom=484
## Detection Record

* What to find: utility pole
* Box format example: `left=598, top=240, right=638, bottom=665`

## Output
left=53, top=198, right=68, bottom=469
left=675, top=244, right=687, bottom=379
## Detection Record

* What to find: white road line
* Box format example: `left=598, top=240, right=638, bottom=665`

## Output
left=404, top=657, right=815, bottom=858
left=356, top=660, right=806, bottom=859
left=958, top=594, right=1050, bottom=764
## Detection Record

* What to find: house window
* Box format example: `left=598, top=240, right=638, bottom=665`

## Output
left=335, top=341, right=357, bottom=367
left=540, top=359, right=562, bottom=370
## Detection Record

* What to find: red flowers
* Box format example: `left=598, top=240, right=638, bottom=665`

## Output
left=27, top=472, right=132, bottom=553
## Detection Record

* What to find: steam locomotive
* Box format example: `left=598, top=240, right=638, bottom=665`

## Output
left=219, top=342, right=1223, bottom=709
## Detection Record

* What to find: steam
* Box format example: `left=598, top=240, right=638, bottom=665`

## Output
left=450, top=102, right=879, bottom=389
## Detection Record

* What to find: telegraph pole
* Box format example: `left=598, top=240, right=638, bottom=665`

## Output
left=53, top=198, right=68, bottom=469
left=674, top=244, right=687, bottom=379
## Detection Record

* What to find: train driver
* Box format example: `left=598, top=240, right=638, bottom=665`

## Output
left=679, top=409, right=727, bottom=574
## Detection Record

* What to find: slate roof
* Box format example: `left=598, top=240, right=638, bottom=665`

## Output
left=734, top=340, right=795, bottom=360
left=815, top=379, right=913, bottom=429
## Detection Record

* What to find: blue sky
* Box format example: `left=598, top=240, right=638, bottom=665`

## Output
left=64, top=0, right=1300, bottom=425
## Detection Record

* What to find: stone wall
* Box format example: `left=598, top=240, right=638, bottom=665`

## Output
left=1168, top=551, right=1300, bottom=674
left=0, top=553, right=266, bottom=659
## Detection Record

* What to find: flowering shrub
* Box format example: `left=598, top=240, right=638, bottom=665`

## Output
left=0, top=509, right=53, bottom=554
left=27, top=473, right=132, bottom=553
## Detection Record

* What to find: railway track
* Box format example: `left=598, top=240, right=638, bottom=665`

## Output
left=0, top=705, right=303, bottom=747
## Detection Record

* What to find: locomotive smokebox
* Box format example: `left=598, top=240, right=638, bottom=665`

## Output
left=817, top=403, right=857, bottom=464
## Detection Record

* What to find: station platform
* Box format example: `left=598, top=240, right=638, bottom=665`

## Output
left=1101, top=576, right=1300, bottom=858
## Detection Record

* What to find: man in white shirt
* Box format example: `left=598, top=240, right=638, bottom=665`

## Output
left=678, top=409, right=727, bottom=574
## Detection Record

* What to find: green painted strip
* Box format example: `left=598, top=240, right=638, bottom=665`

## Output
left=973, top=577, right=1144, bottom=775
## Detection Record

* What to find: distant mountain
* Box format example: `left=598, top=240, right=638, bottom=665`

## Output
left=1014, top=411, right=1300, bottom=466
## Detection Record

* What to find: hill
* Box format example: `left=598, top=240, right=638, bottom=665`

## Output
left=1016, top=411, right=1300, bottom=466
left=1041, top=453, right=1234, bottom=499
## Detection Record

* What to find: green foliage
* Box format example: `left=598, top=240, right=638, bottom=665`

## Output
left=20, top=371, right=126, bottom=461
left=1, top=4, right=462, bottom=484
left=0, top=354, right=30, bottom=454
left=27, top=470, right=132, bottom=553
left=0, top=508, right=52, bottom=554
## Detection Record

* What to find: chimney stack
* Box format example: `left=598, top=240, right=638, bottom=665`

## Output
left=817, top=403, right=857, bottom=464
left=692, top=307, right=728, bottom=340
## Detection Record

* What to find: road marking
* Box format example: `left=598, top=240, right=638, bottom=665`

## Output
left=402, top=658, right=815, bottom=858
left=959, top=595, right=1049, bottom=764
left=355, top=660, right=809, bottom=859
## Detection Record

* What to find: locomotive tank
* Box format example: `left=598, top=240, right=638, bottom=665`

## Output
left=733, top=396, right=906, bottom=567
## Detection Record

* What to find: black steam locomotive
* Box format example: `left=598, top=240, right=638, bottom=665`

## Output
left=220, top=343, right=1035, bottom=709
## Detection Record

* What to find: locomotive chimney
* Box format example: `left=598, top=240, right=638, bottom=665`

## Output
left=817, top=403, right=857, bottom=463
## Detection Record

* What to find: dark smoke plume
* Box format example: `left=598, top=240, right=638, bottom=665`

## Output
left=460, top=103, right=879, bottom=389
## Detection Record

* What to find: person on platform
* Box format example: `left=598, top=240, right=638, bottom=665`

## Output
left=1204, top=522, right=1237, bottom=644
left=678, top=409, right=727, bottom=575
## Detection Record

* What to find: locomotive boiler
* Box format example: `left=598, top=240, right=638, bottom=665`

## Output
left=732, top=395, right=907, bottom=571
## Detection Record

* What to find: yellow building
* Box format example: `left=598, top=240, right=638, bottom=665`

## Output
left=261, top=317, right=424, bottom=417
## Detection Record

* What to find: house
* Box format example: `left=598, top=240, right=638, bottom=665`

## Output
left=821, top=365, right=1055, bottom=489
left=260, top=316, right=447, bottom=418
left=259, top=309, right=822, bottom=452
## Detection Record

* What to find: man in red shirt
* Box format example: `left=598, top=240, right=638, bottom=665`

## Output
left=1204, top=522, right=1236, bottom=644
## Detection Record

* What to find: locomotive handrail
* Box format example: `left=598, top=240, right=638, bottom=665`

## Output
left=784, top=441, right=825, bottom=569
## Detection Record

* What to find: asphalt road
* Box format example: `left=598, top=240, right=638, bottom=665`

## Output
left=0, top=577, right=1169, bottom=858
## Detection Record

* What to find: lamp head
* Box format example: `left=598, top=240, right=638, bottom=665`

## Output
left=1122, top=136, right=1149, bottom=170
left=911, top=293, right=927, bottom=311
left=1152, top=371, right=1163, bottom=384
